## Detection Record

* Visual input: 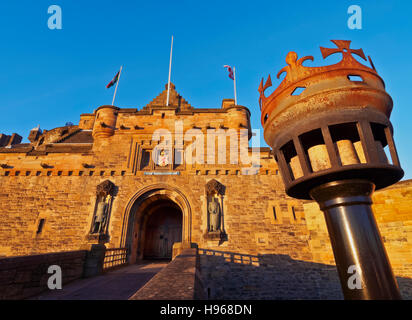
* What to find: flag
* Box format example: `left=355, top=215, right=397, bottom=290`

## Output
left=224, top=65, right=234, bottom=80
left=106, top=70, right=120, bottom=89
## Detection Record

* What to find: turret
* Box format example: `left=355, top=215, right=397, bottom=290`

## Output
left=221, top=99, right=252, bottom=140
left=92, top=105, right=119, bottom=139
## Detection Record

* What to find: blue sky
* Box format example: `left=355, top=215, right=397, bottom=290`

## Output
left=0, top=0, right=411, bottom=179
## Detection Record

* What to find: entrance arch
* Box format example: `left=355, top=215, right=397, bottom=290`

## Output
left=120, top=184, right=192, bottom=263
left=143, top=200, right=182, bottom=259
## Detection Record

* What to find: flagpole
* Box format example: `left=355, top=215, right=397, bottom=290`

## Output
left=112, top=65, right=123, bottom=106
left=166, top=35, right=174, bottom=106
left=233, top=67, right=238, bottom=105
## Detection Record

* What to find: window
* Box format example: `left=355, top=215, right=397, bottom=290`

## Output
left=174, top=149, right=184, bottom=169
left=292, top=206, right=297, bottom=220
left=291, top=86, right=306, bottom=96
left=347, top=75, right=363, bottom=82
left=37, top=219, right=45, bottom=234
left=140, top=149, right=151, bottom=170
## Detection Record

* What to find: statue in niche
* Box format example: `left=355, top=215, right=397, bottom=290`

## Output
left=91, top=180, right=115, bottom=235
left=208, top=193, right=221, bottom=232
left=92, top=195, right=111, bottom=234
left=205, top=179, right=225, bottom=235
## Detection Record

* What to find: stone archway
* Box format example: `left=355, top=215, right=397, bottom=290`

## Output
left=120, top=184, right=192, bottom=264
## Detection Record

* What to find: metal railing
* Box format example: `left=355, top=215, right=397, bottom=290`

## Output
left=103, top=248, right=128, bottom=270
left=198, top=248, right=260, bottom=266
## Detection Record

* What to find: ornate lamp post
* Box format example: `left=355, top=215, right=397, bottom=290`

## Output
left=259, top=40, right=404, bottom=299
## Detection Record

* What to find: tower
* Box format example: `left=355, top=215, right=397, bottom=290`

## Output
left=92, top=105, right=119, bottom=139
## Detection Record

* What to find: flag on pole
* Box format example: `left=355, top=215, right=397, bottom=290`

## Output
left=224, top=65, right=237, bottom=105
left=106, top=70, right=120, bottom=89
left=106, top=66, right=123, bottom=106
left=224, top=65, right=234, bottom=80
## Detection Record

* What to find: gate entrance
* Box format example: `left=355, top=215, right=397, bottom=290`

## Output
left=122, top=185, right=192, bottom=264
left=143, top=202, right=182, bottom=259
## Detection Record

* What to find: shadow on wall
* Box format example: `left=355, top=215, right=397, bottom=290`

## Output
left=198, top=249, right=412, bottom=300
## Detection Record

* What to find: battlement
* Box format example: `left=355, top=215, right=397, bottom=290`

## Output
left=0, top=133, right=22, bottom=148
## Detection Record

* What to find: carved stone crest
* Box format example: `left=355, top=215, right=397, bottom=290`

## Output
left=157, top=149, right=170, bottom=167
left=96, top=180, right=115, bottom=197
left=205, top=179, right=225, bottom=196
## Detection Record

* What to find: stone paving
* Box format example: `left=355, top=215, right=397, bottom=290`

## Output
left=31, top=261, right=168, bottom=300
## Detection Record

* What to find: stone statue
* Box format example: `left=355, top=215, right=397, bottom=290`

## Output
left=208, top=194, right=221, bottom=232
left=91, top=180, right=115, bottom=235
left=93, top=195, right=110, bottom=233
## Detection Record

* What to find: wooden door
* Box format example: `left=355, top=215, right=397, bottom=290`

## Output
left=144, top=207, right=182, bottom=259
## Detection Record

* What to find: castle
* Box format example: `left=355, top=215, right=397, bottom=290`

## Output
left=0, top=82, right=411, bottom=299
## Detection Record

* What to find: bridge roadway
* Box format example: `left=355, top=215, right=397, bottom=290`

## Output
left=31, top=261, right=168, bottom=300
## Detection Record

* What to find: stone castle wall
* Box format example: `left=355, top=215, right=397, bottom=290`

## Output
left=0, top=167, right=307, bottom=258
left=1, top=84, right=411, bottom=299
left=2, top=166, right=411, bottom=298
left=0, top=250, right=86, bottom=299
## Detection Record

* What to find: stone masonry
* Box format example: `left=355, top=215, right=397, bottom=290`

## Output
left=0, top=83, right=411, bottom=299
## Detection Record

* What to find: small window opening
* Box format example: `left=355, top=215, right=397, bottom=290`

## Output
left=273, top=207, right=277, bottom=220
left=37, top=219, right=45, bottom=234
left=292, top=206, right=297, bottom=220
left=291, top=87, right=306, bottom=96
left=347, top=75, right=363, bottom=82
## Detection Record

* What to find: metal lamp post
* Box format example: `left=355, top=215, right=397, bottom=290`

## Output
left=259, top=40, right=403, bottom=299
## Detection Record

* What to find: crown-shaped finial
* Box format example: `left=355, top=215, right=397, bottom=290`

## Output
left=259, top=40, right=382, bottom=123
